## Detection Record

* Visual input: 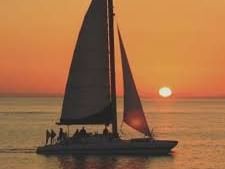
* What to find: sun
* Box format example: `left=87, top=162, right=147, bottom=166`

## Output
left=159, top=87, right=172, bottom=98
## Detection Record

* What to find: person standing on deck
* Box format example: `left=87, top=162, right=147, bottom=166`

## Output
left=79, top=127, right=87, bottom=137
left=103, top=125, right=109, bottom=136
left=50, top=129, right=56, bottom=144
left=58, top=128, right=63, bottom=142
left=46, top=129, right=51, bottom=144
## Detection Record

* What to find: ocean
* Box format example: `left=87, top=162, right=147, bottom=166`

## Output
left=0, top=97, right=224, bottom=169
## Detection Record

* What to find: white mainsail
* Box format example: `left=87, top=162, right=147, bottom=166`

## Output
left=118, top=28, right=151, bottom=136
left=60, top=0, right=112, bottom=124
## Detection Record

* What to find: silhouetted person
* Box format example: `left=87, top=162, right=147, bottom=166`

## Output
left=75, top=129, right=79, bottom=136
left=58, top=128, right=63, bottom=142
left=79, top=127, right=87, bottom=137
left=103, top=126, right=109, bottom=136
left=72, top=129, right=79, bottom=140
left=46, top=129, right=51, bottom=144
left=50, top=129, right=56, bottom=144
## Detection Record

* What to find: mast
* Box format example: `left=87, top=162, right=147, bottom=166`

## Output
left=108, top=0, right=118, bottom=136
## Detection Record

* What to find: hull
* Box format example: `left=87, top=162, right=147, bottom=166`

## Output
left=36, top=139, right=178, bottom=155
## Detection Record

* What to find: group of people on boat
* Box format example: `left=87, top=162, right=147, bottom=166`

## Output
left=72, top=127, right=88, bottom=138
left=72, top=126, right=110, bottom=138
left=46, top=128, right=67, bottom=145
left=46, top=129, right=56, bottom=144
left=45, top=126, right=110, bottom=145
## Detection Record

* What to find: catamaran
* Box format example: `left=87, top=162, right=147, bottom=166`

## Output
left=37, top=0, right=178, bottom=155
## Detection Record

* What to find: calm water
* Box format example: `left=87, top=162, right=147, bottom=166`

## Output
left=0, top=97, right=225, bottom=169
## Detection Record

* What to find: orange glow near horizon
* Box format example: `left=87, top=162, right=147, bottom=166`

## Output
left=1, top=0, right=225, bottom=98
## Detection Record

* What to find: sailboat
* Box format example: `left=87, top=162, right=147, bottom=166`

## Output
left=37, top=0, right=178, bottom=155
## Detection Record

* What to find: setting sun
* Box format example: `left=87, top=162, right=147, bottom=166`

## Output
left=159, top=87, right=172, bottom=98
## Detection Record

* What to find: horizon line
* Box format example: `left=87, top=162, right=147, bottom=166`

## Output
left=1, top=94, right=225, bottom=99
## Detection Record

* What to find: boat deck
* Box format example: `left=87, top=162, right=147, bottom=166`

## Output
left=37, top=135, right=178, bottom=155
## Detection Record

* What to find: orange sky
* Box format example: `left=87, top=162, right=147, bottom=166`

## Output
left=0, top=0, right=225, bottom=98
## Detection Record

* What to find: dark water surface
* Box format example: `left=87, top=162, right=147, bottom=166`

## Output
left=0, top=97, right=225, bottom=169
